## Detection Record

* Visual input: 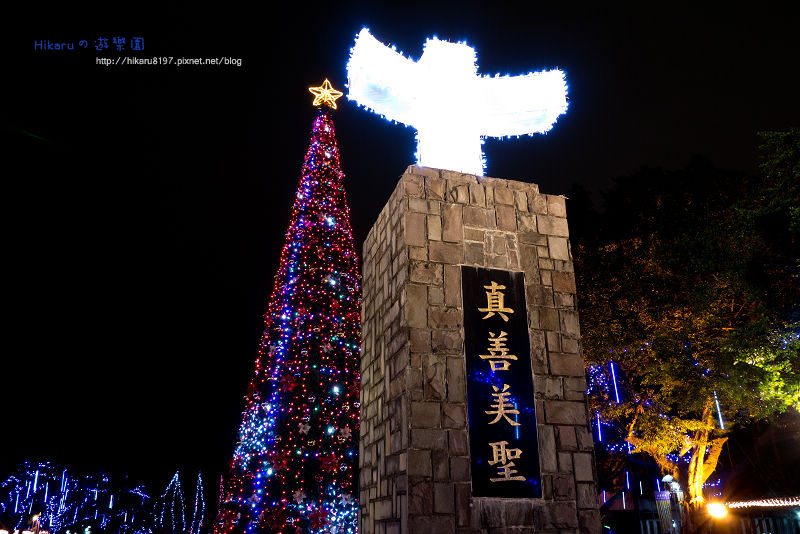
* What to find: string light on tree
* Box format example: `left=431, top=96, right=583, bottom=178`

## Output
left=215, top=79, right=360, bottom=534
left=158, top=472, right=186, bottom=534
left=0, top=461, right=155, bottom=534
left=191, top=473, right=206, bottom=534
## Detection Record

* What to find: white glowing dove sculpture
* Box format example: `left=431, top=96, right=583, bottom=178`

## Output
left=346, top=28, right=568, bottom=176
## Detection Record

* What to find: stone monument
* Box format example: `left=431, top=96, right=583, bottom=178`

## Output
left=359, top=165, right=602, bottom=534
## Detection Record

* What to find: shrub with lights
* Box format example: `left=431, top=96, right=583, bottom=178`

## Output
left=0, top=461, right=196, bottom=534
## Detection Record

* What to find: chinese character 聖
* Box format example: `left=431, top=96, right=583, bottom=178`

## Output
left=485, top=384, right=520, bottom=426
left=488, top=441, right=525, bottom=482
left=478, top=281, right=514, bottom=321
left=479, top=331, right=517, bottom=371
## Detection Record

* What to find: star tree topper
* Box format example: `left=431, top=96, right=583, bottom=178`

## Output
left=309, top=79, right=343, bottom=109
left=347, top=28, right=568, bottom=175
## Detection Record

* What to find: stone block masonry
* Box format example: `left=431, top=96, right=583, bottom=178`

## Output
left=360, top=165, right=601, bottom=534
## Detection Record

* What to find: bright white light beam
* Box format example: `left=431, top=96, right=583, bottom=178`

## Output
left=346, top=28, right=568, bottom=176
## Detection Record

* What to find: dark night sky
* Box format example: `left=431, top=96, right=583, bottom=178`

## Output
left=5, top=3, right=800, bottom=489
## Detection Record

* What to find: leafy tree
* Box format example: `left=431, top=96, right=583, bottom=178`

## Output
left=572, top=139, right=799, bottom=527
left=738, top=128, right=800, bottom=318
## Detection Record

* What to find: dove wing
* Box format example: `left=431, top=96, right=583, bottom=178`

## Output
left=346, top=29, right=421, bottom=127
left=477, top=69, right=568, bottom=138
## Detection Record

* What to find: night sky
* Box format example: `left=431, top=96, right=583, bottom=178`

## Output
left=6, top=4, right=800, bottom=490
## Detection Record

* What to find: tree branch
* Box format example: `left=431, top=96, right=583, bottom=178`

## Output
left=700, top=437, right=728, bottom=486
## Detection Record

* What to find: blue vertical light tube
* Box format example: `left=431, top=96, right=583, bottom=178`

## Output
left=596, top=412, right=603, bottom=442
left=610, top=362, right=620, bottom=403
left=713, top=390, right=725, bottom=429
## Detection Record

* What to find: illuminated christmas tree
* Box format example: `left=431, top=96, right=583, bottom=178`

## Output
left=216, top=80, right=360, bottom=534
left=157, top=472, right=186, bottom=533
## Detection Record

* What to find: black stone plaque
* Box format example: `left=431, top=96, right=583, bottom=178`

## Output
left=461, top=266, right=541, bottom=498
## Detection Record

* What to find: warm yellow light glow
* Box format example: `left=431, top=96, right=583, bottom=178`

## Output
left=308, top=79, right=343, bottom=109
left=707, top=502, right=728, bottom=519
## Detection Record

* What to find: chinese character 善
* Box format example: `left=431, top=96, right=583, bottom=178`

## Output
left=480, top=331, right=517, bottom=371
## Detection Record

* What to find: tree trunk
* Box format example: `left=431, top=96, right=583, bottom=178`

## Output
left=686, top=402, right=728, bottom=508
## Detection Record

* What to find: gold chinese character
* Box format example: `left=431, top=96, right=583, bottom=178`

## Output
left=488, top=441, right=526, bottom=482
left=479, top=331, right=517, bottom=371
left=478, top=282, right=514, bottom=321
left=485, top=384, right=520, bottom=426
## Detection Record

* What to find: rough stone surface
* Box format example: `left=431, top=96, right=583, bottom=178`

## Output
left=546, top=401, right=588, bottom=425
left=360, top=166, right=600, bottom=534
left=549, top=353, right=586, bottom=377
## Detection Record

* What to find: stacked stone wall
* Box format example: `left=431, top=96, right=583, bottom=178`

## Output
left=360, top=166, right=601, bottom=534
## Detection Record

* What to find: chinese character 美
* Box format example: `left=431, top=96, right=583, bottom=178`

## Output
left=113, top=36, right=126, bottom=51
left=94, top=38, right=109, bottom=51
left=479, top=331, right=517, bottom=371
left=488, top=441, right=526, bottom=482
left=485, top=384, right=520, bottom=426
left=131, top=37, right=144, bottom=51
left=478, top=281, right=514, bottom=321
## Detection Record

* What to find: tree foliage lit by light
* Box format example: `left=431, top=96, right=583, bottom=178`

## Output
left=575, top=137, right=799, bottom=526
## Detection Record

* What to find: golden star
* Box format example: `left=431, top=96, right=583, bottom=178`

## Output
left=309, top=79, right=343, bottom=109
